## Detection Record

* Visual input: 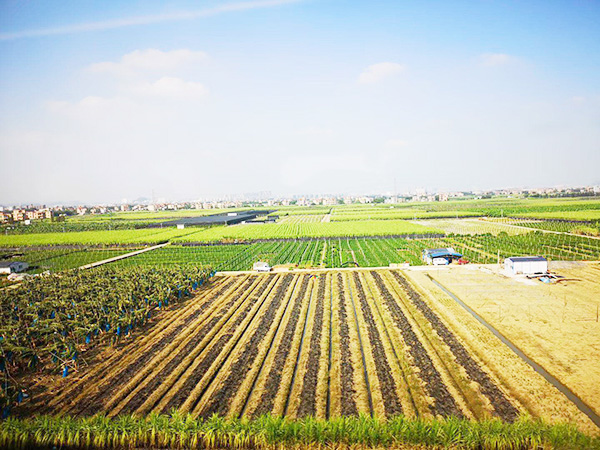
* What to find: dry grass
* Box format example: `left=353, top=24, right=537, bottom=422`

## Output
left=404, top=263, right=600, bottom=434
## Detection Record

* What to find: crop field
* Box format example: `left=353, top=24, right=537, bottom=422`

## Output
left=486, top=218, right=600, bottom=236
left=107, top=230, right=600, bottom=272
left=407, top=263, right=600, bottom=425
left=170, top=219, right=441, bottom=242
left=22, top=270, right=595, bottom=434
left=278, top=214, right=327, bottom=223
left=331, top=210, right=479, bottom=221
left=0, top=246, right=137, bottom=273
left=0, top=227, right=197, bottom=247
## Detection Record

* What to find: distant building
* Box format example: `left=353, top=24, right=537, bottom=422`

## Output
left=253, top=261, right=271, bottom=272
left=504, top=256, right=548, bottom=275
left=423, top=248, right=463, bottom=265
left=12, top=209, right=25, bottom=222
left=0, top=261, right=29, bottom=274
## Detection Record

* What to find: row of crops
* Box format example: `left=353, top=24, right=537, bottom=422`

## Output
left=0, top=246, right=137, bottom=273
left=171, top=220, right=441, bottom=242
left=22, top=271, right=544, bottom=424
left=0, top=266, right=212, bottom=415
left=103, top=231, right=600, bottom=271
left=0, top=227, right=200, bottom=247
left=492, top=218, right=600, bottom=236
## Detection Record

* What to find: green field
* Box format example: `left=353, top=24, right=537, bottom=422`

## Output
left=0, top=247, right=135, bottom=273
left=107, top=230, right=600, bottom=271
left=172, top=220, right=442, bottom=242
left=0, top=228, right=197, bottom=247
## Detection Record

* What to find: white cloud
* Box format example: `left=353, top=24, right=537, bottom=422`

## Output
left=480, top=53, right=513, bottom=67
left=88, top=49, right=207, bottom=77
left=358, top=62, right=405, bottom=84
left=131, top=77, right=208, bottom=99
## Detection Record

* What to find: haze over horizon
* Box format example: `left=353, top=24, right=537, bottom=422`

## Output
left=1, top=0, right=599, bottom=205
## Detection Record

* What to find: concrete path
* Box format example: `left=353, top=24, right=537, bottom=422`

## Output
left=78, top=242, right=169, bottom=269
left=429, top=274, right=600, bottom=429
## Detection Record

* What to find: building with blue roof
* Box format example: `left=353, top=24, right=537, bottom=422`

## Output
left=422, top=248, right=463, bottom=265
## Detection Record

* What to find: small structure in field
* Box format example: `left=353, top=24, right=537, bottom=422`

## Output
left=422, top=248, right=463, bottom=265
left=253, top=261, right=271, bottom=272
left=0, top=261, right=29, bottom=274
left=504, top=256, right=548, bottom=275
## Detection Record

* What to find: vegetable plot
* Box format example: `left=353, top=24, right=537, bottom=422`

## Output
left=0, top=265, right=212, bottom=415
left=16, top=270, right=589, bottom=432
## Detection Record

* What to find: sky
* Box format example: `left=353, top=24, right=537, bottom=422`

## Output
left=0, top=0, right=599, bottom=205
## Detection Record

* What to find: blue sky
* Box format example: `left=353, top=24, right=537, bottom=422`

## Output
left=1, top=0, right=599, bottom=204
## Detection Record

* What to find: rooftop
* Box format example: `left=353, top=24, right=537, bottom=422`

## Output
left=506, top=256, right=547, bottom=263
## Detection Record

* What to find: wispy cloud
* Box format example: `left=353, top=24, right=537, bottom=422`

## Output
left=479, top=53, right=513, bottom=67
left=358, top=62, right=405, bottom=84
left=132, top=77, right=208, bottom=99
left=0, top=0, right=302, bottom=41
left=88, top=49, right=207, bottom=77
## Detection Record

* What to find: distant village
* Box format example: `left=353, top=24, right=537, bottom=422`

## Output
left=1, top=185, right=598, bottom=224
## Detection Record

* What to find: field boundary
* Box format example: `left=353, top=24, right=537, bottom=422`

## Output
left=427, top=274, right=600, bottom=429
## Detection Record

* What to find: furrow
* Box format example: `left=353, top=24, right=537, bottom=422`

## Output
left=370, top=271, right=463, bottom=418
left=198, top=274, right=295, bottom=418
left=116, top=277, right=259, bottom=415
left=351, top=272, right=403, bottom=417
left=252, top=275, right=311, bottom=417
left=159, top=275, right=276, bottom=414
left=391, top=271, right=520, bottom=422
left=296, top=276, right=326, bottom=417
left=336, top=273, right=358, bottom=416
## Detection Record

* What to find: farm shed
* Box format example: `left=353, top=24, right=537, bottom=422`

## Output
left=422, top=248, right=462, bottom=265
left=153, top=210, right=274, bottom=228
left=504, top=256, right=548, bottom=275
left=0, top=261, right=29, bottom=274
left=253, top=261, right=271, bottom=272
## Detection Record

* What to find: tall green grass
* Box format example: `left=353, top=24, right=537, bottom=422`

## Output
left=1, top=413, right=598, bottom=449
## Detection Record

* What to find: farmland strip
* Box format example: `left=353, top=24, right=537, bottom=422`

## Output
left=362, top=272, right=420, bottom=417
left=199, top=274, right=295, bottom=417
left=390, top=271, right=520, bottom=422
left=67, top=277, right=241, bottom=415
left=326, top=274, right=333, bottom=418
left=160, top=275, right=276, bottom=413
left=345, top=275, right=374, bottom=416
left=251, top=275, right=311, bottom=417
left=351, top=273, right=403, bottom=417
left=296, top=276, right=327, bottom=417
left=370, top=272, right=463, bottom=417
left=282, top=276, right=315, bottom=417
left=236, top=274, right=303, bottom=417
left=40, top=277, right=229, bottom=413
left=336, top=274, right=358, bottom=416
left=117, top=277, right=259, bottom=415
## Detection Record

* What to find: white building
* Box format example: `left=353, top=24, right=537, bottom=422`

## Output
left=0, top=261, right=29, bottom=274
left=504, top=256, right=548, bottom=275
left=253, top=261, right=271, bottom=272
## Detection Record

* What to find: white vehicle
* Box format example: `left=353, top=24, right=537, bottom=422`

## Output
left=253, top=261, right=271, bottom=272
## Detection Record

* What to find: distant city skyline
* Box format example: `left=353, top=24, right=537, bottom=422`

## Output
left=1, top=1, right=599, bottom=204
left=1, top=183, right=598, bottom=209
